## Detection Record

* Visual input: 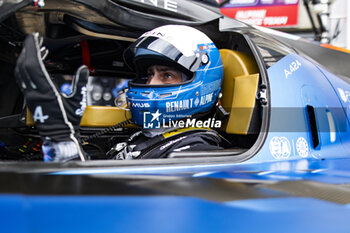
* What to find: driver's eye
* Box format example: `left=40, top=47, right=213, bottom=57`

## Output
left=164, top=73, right=172, bottom=79
left=147, top=72, right=154, bottom=78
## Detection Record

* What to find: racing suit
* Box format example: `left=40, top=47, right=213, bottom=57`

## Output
left=108, top=127, right=224, bottom=160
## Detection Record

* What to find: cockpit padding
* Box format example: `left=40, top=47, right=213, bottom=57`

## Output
left=80, top=106, right=131, bottom=127
left=219, top=49, right=259, bottom=135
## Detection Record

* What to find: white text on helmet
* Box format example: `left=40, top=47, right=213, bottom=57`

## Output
left=166, top=99, right=193, bottom=113
left=132, top=103, right=150, bottom=108
left=200, top=93, right=213, bottom=106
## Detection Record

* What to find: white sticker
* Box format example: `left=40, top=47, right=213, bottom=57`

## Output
left=269, top=136, right=291, bottom=159
left=337, top=88, right=350, bottom=103
left=296, top=137, right=309, bottom=158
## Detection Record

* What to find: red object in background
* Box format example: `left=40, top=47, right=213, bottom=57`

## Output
left=80, top=41, right=91, bottom=69
left=80, top=41, right=97, bottom=74
left=221, top=4, right=298, bottom=28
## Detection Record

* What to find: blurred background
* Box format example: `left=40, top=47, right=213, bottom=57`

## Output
left=219, top=0, right=350, bottom=49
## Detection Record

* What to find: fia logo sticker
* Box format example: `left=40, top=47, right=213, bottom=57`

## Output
left=296, top=137, right=309, bottom=158
left=269, top=136, right=291, bottom=159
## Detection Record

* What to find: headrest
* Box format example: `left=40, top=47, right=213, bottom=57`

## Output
left=219, top=49, right=259, bottom=135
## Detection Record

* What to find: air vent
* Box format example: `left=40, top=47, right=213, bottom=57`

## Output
left=306, top=105, right=320, bottom=149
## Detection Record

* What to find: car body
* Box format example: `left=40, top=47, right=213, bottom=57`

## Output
left=1, top=0, right=350, bottom=232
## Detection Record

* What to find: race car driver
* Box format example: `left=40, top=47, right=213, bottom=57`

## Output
left=14, top=25, right=228, bottom=162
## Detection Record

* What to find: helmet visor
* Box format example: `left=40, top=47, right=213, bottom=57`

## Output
left=124, top=36, right=204, bottom=74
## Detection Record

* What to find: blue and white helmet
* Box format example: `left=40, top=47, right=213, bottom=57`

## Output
left=124, top=25, right=223, bottom=128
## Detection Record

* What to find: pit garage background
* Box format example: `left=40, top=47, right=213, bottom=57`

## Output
left=219, top=0, right=350, bottom=49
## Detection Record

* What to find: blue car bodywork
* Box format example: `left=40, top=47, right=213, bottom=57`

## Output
left=1, top=0, right=350, bottom=232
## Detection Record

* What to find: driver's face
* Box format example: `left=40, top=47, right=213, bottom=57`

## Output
left=146, top=65, right=182, bottom=85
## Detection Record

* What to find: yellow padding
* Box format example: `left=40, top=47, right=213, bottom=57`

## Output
left=223, top=74, right=259, bottom=134
left=219, top=49, right=259, bottom=134
left=27, top=106, right=131, bottom=127
left=80, top=106, right=131, bottom=127
left=219, top=49, right=259, bottom=77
